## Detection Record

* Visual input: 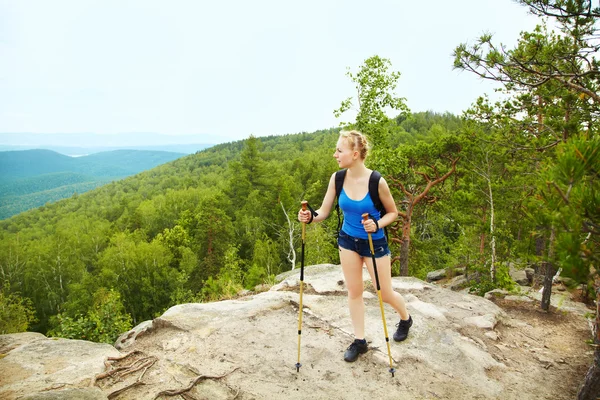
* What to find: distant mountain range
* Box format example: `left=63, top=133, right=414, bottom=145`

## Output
left=0, top=144, right=212, bottom=156
left=0, top=132, right=217, bottom=155
left=0, top=149, right=187, bottom=219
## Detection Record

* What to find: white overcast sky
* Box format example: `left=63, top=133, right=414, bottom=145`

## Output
left=0, top=0, right=541, bottom=144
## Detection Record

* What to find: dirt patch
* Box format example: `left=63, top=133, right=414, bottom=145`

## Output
left=487, top=298, right=594, bottom=399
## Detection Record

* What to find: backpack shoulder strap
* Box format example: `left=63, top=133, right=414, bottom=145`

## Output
left=369, top=170, right=389, bottom=242
left=369, top=170, right=384, bottom=214
left=334, top=169, right=347, bottom=244
left=335, top=169, right=347, bottom=201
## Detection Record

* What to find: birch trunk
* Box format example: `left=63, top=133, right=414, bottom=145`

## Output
left=280, top=202, right=297, bottom=270
left=487, top=176, right=496, bottom=282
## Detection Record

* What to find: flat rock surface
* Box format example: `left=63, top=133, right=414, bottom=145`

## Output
left=0, top=335, right=119, bottom=399
left=0, top=264, right=594, bottom=400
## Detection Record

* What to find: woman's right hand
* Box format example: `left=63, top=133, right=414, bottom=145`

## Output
left=298, top=209, right=311, bottom=223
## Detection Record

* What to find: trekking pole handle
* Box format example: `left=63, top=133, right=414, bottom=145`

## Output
left=362, top=213, right=376, bottom=253
left=301, top=201, right=308, bottom=240
left=362, top=213, right=376, bottom=231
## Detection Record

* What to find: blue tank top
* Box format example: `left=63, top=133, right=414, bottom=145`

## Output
left=339, top=188, right=384, bottom=240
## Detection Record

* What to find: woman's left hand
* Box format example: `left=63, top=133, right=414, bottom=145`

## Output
left=361, top=218, right=378, bottom=233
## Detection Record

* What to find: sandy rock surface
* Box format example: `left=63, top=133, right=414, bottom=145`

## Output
left=0, top=264, right=594, bottom=399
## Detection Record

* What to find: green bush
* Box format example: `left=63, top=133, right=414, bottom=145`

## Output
left=469, top=263, right=515, bottom=297
left=49, top=288, right=131, bottom=343
left=0, top=288, right=37, bottom=334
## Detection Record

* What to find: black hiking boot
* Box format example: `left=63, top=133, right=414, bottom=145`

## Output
left=343, top=338, right=368, bottom=362
left=393, top=315, right=413, bottom=342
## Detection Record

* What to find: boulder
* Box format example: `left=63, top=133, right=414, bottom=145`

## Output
left=509, top=266, right=530, bottom=286
left=427, top=268, right=447, bottom=282
left=0, top=335, right=119, bottom=400
left=114, top=320, right=153, bottom=350
left=524, top=268, right=535, bottom=282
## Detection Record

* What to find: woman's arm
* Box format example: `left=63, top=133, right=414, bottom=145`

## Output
left=298, top=172, right=337, bottom=223
left=377, top=177, right=399, bottom=228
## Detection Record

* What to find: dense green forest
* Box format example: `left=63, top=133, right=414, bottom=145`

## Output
left=0, top=1, right=598, bottom=396
left=0, top=149, right=186, bottom=219
left=0, top=115, right=469, bottom=336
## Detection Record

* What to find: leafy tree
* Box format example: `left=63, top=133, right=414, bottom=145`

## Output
left=0, top=233, right=27, bottom=294
left=334, top=55, right=409, bottom=147
left=49, top=288, right=131, bottom=343
left=190, top=192, right=235, bottom=287
left=454, top=2, right=600, bottom=108
left=386, top=137, right=461, bottom=275
left=228, top=135, right=268, bottom=208
left=304, top=223, right=339, bottom=267
left=23, top=229, right=87, bottom=331
left=201, top=244, right=244, bottom=301
left=0, top=286, right=36, bottom=334
left=251, top=234, right=281, bottom=278
left=97, top=231, right=176, bottom=324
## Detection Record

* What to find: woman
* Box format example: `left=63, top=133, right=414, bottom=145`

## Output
left=298, top=130, right=412, bottom=362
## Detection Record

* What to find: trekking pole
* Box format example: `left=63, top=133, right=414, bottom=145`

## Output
left=295, top=200, right=308, bottom=372
left=362, top=213, right=396, bottom=377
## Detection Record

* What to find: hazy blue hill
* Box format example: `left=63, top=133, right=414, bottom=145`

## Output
left=0, top=149, right=77, bottom=181
left=0, top=148, right=186, bottom=219
left=80, top=149, right=185, bottom=175
left=0, top=149, right=185, bottom=181
left=0, top=144, right=212, bottom=155
left=0, top=132, right=216, bottom=155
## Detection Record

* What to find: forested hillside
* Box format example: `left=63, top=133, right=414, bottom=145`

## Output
left=0, top=115, right=466, bottom=337
left=0, top=149, right=186, bottom=219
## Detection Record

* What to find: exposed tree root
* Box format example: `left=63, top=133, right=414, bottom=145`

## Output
left=91, top=349, right=157, bottom=399
left=107, top=381, right=145, bottom=399
left=107, top=350, right=143, bottom=362
left=153, top=367, right=240, bottom=399
left=93, top=355, right=156, bottom=383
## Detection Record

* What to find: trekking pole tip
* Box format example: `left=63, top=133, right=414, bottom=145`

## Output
left=295, top=362, right=302, bottom=372
left=390, top=367, right=396, bottom=377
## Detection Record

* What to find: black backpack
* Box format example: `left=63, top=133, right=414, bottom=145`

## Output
left=334, top=169, right=387, bottom=239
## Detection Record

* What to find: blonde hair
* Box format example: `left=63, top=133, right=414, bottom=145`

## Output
left=339, top=130, right=370, bottom=159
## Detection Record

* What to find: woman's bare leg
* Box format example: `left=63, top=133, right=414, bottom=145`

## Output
left=339, top=248, right=367, bottom=338
left=364, top=255, right=409, bottom=320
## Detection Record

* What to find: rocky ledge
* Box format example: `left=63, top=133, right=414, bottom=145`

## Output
left=0, top=264, right=594, bottom=399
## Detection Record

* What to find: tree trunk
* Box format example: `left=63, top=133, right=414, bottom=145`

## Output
left=399, top=205, right=412, bottom=276
left=541, top=227, right=556, bottom=311
left=577, top=277, right=600, bottom=399
left=487, top=177, right=496, bottom=282
left=534, top=229, right=546, bottom=285
left=399, top=239, right=410, bottom=276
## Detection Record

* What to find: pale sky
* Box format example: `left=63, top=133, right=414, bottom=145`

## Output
left=0, top=0, right=540, bottom=144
